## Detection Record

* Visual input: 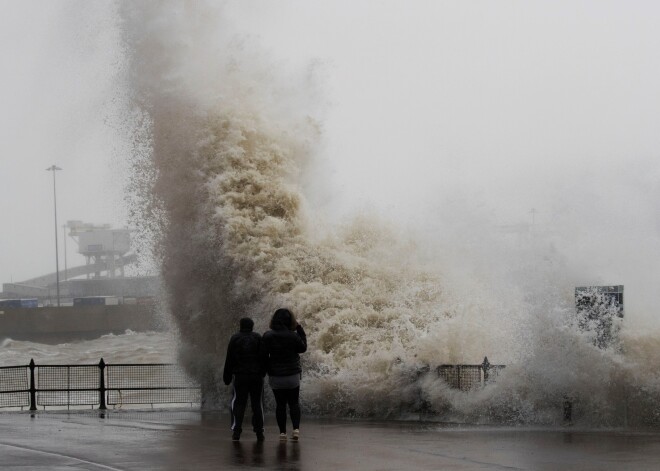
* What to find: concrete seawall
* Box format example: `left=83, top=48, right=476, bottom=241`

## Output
left=0, top=305, right=164, bottom=343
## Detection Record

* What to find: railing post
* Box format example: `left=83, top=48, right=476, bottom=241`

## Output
left=29, top=359, right=37, bottom=411
left=563, top=396, right=573, bottom=424
left=482, top=356, right=491, bottom=385
left=98, top=358, right=107, bottom=410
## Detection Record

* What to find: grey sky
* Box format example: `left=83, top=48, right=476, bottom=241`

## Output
left=0, top=1, right=125, bottom=282
left=1, top=1, right=659, bottom=319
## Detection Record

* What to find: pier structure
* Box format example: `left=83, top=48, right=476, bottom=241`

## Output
left=1, top=221, right=158, bottom=306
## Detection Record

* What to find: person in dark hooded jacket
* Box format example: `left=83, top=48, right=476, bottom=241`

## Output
left=262, top=308, right=307, bottom=441
left=223, top=317, right=265, bottom=441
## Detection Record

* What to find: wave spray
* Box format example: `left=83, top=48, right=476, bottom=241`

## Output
left=121, top=2, right=660, bottom=425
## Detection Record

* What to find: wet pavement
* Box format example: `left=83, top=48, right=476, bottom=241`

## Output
left=0, top=410, right=659, bottom=470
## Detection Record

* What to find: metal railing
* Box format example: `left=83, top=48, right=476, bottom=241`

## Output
left=437, top=357, right=505, bottom=391
left=0, top=359, right=200, bottom=410
left=0, top=356, right=503, bottom=410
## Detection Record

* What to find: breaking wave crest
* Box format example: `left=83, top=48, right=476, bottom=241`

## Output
left=121, top=1, right=660, bottom=425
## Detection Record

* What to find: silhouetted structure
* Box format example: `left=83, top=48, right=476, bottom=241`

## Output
left=575, top=285, right=624, bottom=349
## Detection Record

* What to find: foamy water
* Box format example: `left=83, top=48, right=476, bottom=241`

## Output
left=0, top=331, right=175, bottom=365
left=114, top=2, right=660, bottom=426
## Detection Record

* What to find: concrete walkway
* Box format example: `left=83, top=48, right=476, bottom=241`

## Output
left=0, top=410, right=659, bottom=470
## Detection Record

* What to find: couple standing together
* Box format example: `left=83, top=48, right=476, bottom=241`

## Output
left=223, top=308, right=307, bottom=442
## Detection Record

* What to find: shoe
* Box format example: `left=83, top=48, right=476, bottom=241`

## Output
left=232, top=432, right=241, bottom=441
left=256, top=432, right=265, bottom=442
left=292, top=429, right=300, bottom=441
left=279, top=433, right=287, bottom=441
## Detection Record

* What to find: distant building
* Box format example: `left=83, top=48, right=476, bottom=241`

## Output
left=1, top=221, right=159, bottom=305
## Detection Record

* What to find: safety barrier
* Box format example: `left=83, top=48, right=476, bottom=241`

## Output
left=0, top=359, right=200, bottom=410
left=437, top=357, right=505, bottom=391
left=0, top=356, right=503, bottom=410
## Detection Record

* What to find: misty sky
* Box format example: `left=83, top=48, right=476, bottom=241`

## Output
left=1, top=1, right=659, bottom=309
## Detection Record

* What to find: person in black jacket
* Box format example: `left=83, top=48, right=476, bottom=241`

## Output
left=223, top=317, right=265, bottom=442
left=262, top=308, right=307, bottom=441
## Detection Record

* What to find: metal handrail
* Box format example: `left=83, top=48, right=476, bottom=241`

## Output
left=0, top=359, right=200, bottom=411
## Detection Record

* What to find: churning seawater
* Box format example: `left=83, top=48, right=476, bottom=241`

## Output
left=43, top=1, right=658, bottom=426
left=0, top=331, right=175, bottom=365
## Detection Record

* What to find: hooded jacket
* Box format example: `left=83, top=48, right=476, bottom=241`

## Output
left=262, top=324, right=307, bottom=377
left=222, top=328, right=264, bottom=385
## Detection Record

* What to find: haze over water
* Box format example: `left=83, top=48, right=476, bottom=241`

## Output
left=3, top=1, right=659, bottom=426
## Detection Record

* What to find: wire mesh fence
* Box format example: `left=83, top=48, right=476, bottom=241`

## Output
left=0, top=360, right=200, bottom=410
left=37, top=365, right=100, bottom=406
left=107, top=364, right=200, bottom=406
left=1, top=357, right=502, bottom=410
left=437, top=357, right=506, bottom=391
left=0, top=366, right=30, bottom=408
left=437, top=365, right=483, bottom=391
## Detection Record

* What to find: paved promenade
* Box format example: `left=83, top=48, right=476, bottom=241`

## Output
left=0, top=410, right=659, bottom=470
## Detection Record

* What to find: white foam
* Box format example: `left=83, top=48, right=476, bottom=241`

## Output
left=118, top=1, right=660, bottom=426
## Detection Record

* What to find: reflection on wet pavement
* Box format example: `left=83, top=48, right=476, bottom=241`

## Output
left=1, top=411, right=660, bottom=470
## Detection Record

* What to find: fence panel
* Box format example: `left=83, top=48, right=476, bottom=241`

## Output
left=458, top=365, right=482, bottom=391
left=437, top=360, right=505, bottom=391
left=437, top=365, right=483, bottom=391
left=0, top=366, right=29, bottom=408
left=106, top=364, right=200, bottom=406
left=36, top=365, right=99, bottom=406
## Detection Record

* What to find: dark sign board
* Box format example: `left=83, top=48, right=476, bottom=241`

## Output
left=575, top=285, right=623, bottom=349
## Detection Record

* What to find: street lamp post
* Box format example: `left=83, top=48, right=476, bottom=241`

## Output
left=63, top=224, right=68, bottom=282
left=46, top=165, right=62, bottom=307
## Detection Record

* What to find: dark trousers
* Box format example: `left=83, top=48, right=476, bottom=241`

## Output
left=231, top=375, right=264, bottom=434
left=272, top=387, right=300, bottom=433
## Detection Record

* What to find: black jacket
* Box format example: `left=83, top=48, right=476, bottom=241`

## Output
left=223, top=330, right=264, bottom=385
left=262, top=324, right=307, bottom=377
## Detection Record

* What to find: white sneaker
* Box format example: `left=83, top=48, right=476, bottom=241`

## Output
left=292, top=429, right=300, bottom=441
left=279, top=433, right=287, bottom=441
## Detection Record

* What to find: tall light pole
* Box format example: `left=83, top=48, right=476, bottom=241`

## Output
left=62, top=224, right=68, bottom=282
left=46, top=165, right=62, bottom=307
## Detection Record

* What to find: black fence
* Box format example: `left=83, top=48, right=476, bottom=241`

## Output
left=0, top=356, right=503, bottom=410
left=0, top=359, right=200, bottom=410
left=437, top=357, right=505, bottom=391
